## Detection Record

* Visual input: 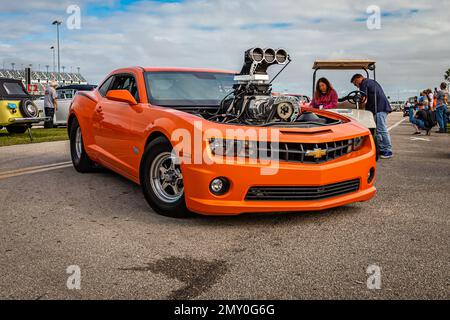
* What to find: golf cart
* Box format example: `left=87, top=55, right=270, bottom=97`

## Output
left=312, top=60, right=379, bottom=158
left=0, top=78, right=47, bottom=140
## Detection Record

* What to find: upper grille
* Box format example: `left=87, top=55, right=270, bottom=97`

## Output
left=258, top=140, right=353, bottom=164
left=245, top=179, right=361, bottom=201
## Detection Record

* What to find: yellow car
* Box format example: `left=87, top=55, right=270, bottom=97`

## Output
left=0, top=78, right=45, bottom=134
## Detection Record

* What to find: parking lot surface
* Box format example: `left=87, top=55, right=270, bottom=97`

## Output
left=0, top=112, right=449, bottom=299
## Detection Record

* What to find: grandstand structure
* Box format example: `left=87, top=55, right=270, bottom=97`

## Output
left=0, top=68, right=88, bottom=95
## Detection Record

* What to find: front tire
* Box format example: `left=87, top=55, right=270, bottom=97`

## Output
left=140, top=137, right=191, bottom=218
left=69, top=118, right=96, bottom=173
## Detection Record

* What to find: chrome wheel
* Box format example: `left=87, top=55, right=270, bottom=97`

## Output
left=75, top=127, right=83, bottom=160
left=26, top=102, right=37, bottom=117
left=149, top=152, right=184, bottom=203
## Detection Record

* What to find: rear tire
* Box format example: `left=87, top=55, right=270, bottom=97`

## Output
left=69, top=118, right=96, bottom=173
left=6, top=125, right=28, bottom=134
left=140, top=137, right=191, bottom=218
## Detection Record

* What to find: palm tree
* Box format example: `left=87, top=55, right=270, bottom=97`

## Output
left=445, top=69, right=450, bottom=82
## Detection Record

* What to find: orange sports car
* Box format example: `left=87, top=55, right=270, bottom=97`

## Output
left=68, top=48, right=376, bottom=217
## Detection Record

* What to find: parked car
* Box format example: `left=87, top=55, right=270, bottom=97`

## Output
left=68, top=48, right=376, bottom=218
left=35, top=84, right=96, bottom=127
left=390, top=101, right=404, bottom=112
left=0, top=78, right=46, bottom=134
left=403, top=97, right=417, bottom=117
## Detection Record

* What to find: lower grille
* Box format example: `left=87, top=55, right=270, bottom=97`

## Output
left=245, top=179, right=360, bottom=201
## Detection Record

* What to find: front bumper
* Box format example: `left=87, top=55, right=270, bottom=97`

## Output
left=182, top=148, right=376, bottom=215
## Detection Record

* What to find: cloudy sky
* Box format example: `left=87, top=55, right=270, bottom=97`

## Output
left=1, top=0, right=449, bottom=99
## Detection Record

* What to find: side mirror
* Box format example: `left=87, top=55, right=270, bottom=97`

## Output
left=106, top=90, right=137, bottom=105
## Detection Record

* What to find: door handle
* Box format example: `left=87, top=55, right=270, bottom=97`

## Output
left=96, top=106, right=103, bottom=113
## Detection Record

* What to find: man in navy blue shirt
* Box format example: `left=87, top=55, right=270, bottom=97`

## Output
left=351, top=74, right=393, bottom=159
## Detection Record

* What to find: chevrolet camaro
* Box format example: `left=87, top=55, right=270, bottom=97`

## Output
left=68, top=48, right=376, bottom=217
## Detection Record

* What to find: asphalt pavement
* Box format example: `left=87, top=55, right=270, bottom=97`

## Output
left=0, top=112, right=449, bottom=299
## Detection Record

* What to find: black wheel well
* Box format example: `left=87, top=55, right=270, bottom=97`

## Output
left=67, top=114, right=76, bottom=136
left=144, top=131, right=170, bottom=149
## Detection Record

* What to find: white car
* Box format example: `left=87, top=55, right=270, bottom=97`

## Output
left=35, top=85, right=96, bottom=127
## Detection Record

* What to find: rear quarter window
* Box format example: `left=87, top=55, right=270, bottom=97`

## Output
left=3, top=82, right=27, bottom=95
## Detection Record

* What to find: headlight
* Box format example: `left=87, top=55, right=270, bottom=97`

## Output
left=352, top=136, right=365, bottom=151
left=347, top=136, right=365, bottom=153
left=209, top=138, right=258, bottom=158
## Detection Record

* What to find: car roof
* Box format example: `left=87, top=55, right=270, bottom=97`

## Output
left=0, top=77, right=25, bottom=86
left=0, top=77, right=30, bottom=99
left=142, top=67, right=236, bottom=74
left=313, top=60, right=376, bottom=70
left=57, top=84, right=97, bottom=91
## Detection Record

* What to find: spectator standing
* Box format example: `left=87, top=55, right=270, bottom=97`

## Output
left=44, top=80, right=58, bottom=129
left=351, top=74, right=393, bottom=159
left=435, top=82, right=448, bottom=133
left=427, top=89, right=434, bottom=111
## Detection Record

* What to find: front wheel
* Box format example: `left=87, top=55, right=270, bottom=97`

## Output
left=140, top=137, right=191, bottom=218
left=69, top=118, right=96, bottom=173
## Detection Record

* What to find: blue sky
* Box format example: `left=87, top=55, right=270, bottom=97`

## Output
left=0, top=0, right=449, bottom=99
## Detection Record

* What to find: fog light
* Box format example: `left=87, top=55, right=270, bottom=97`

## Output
left=368, top=167, right=375, bottom=184
left=210, top=177, right=230, bottom=195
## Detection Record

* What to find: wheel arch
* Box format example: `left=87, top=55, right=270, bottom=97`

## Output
left=144, top=130, right=171, bottom=149
left=67, top=112, right=77, bottom=137
left=139, top=130, right=171, bottom=181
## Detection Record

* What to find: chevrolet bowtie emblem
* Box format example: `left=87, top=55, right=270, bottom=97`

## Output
left=306, top=148, right=327, bottom=159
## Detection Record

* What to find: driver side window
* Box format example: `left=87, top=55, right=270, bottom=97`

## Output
left=109, top=74, right=140, bottom=102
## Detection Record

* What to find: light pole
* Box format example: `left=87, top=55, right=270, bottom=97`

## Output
left=52, top=20, right=62, bottom=74
left=46, top=65, right=49, bottom=77
left=50, top=46, right=56, bottom=72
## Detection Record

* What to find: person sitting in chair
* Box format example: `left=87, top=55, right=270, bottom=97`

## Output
left=310, top=77, right=338, bottom=110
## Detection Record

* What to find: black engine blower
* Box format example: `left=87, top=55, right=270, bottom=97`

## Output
left=222, top=47, right=301, bottom=125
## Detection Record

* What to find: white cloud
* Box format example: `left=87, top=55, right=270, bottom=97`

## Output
left=0, top=0, right=449, bottom=99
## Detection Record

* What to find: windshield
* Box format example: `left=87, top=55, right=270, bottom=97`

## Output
left=145, top=71, right=235, bottom=107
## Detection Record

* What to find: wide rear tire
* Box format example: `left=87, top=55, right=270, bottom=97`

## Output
left=140, top=137, right=191, bottom=218
left=69, top=118, right=96, bottom=173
